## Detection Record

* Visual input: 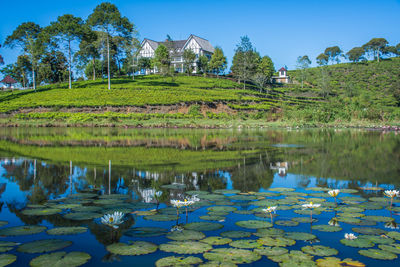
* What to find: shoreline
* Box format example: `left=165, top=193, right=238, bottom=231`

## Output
left=1, top=118, right=399, bottom=130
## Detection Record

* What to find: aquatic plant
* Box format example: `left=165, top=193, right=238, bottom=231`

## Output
left=383, top=190, right=399, bottom=209
left=328, top=217, right=340, bottom=227
left=302, top=202, right=321, bottom=221
left=262, top=206, right=277, bottom=224
left=385, top=221, right=399, bottom=230
left=328, top=189, right=340, bottom=205
left=345, top=233, right=357, bottom=240
left=100, top=211, right=124, bottom=229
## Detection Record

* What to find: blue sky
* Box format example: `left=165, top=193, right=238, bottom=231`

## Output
left=1, top=0, right=399, bottom=71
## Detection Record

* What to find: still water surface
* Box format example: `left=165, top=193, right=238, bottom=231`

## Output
left=0, top=127, right=399, bottom=266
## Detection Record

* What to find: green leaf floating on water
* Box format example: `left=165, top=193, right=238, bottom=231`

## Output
left=387, top=231, right=400, bottom=240
left=99, top=194, right=129, bottom=199
left=201, top=237, right=232, bottom=245
left=340, top=237, right=374, bottom=248
left=258, top=236, right=296, bottom=247
left=208, top=211, right=230, bottom=216
left=22, top=208, right=62, bottom=216
left=379, top=244, right=400, bottom=254
left=124, top=227, right=168, bottom=238
left=0, top=221, right=8, bottom=227
left=235, top=220, right=272, bottom=229
left=69, top=193, right=98, bottom=199
left=63, top=212, right=102, bottom=221
left=337, top=217, right=361, bottom=224
left=160, top=241, right=212, bottom=254
left=184, top=222, right=223, bottom=231
left=29, top=252, right=91, bottom=267
left=199, top=261, right=237, bottom=267
left=200, top=215, right=226, bottom=221
left=311, top=225, right=342, bottom=232
left=213, top=189, right=241, bottom=195
left=93, top=199, right=124, bottom=205
left=144, top=214, right=178, bottom=222
left=363, top=216, right=394, bottom=222
left=220, top=231, right=251, bottom=239
left=0, top=254, right=17, bottom=267
left=352, top=227, right=386, bottom=235
left=228, top=195, right=256, bottom=201
left=301, top=245, right=338, bottom=256
left=268, top=250, right=314, bottom=264
left=358, top=248, right=398, bottom=260
left=229, top=239, right=262, bottom=249
left=254, top=228, right=285, bottom=237
left=166, top=230, right=205, bottom=241
left=315, top=257, right=365, bottom=267
left=46, top=227, right=87, bottom=235
left=269, top=187, right=295, bottom=192
left=199, top=194, right=226, bottom=201
left=0, top=242, right=19, bottom=253
left=335, top=206, right=365, bottom=213
left=275, top=220, right=299, bottom=227
left=17, top=239, right=72, bottom=253
left=361, top=235, right=395, bottom=245
left=0, top=225, right=47, bottom=236
left=203, top=248, right=261, bottom=264
left=207, top=206, right=237, bottom=212
left=285, top=232, right=317, bottom=241
left=106, top=241, right=158, bottom=255
left=155, top=256, right=203, bottom=267
left=305, top=187, right=330, bottom=192
left=357, top=202, right=384, bottom=210
left=254, top=246, right=288, bottom=257
left=185, top=190, right=209, bottom=196
left=292, top=217, right=318, bottom=223
left=50, top=204, right=82, bottom=209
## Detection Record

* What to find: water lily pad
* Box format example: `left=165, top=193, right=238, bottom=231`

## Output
left=200, top=215, right=225, bottom=221
left=254, top=228, right=285, bottom=237
left=0, top=221, right=8, bottom=227
left=106, top=241, right=157, bottom=255
left=228, top=195, right=256, bottom=201
left=301, top=245, right=338, bottom=256
left=352, top=227, right=386, bottom=235
left=357, top=202, right=384, bottom=210
left=207, top=206, right=237, bottom=213
left=160, top=241, right=212, bottom=254
left=252, top=200, right=278, bottom=206
left=155, top=256, right=203, bottom=267
left=208, top=211, right=230, bottom=216
left=341, top=189, right=359, bottom=194
left=387, top=231, right=400, bottom=240
left=358, top=248, right=397, bottom=260
left=63, top=212, right=101, bottom=221
left=167, top=230, right=205, bottom=241
left=340, top=237, right=374, bottom=248
left=292, top=217, right=318, bottom=223
left=186, top=190, right=209, bottom=195
left=339, top=212, right=365, bottom=218
left=22, top=208, right=62, bottom=216
left=0, top=225, right=46, bottom=236
left=18, top=239, right=72, bottom=253
left=124, top=227, right=168, bottom=238
left=285, top=232, right=317, bottom=241
left=362, top=235, right=395, bottom=245
left=29, top=251, right=91, bottom=267
left=69, top=193, right=98, bottom=199
left=93, top=199, right=124, bottom=205
left=51, top=204, right=81, bottom=209
left=315, top=257, right=365, bottom=267
left=269, top=188, right=295, bottom=192
left=201, top=237, right=232, bottom=245
left=200, top=194, right=226, bottom=201
left=203, top=248, right=261, bottom=264
left=269, top=250, right=314, bottom=264
left=214, top=189, right=240, bottom=195
left=335, top=206, right=365, bottom=213
left=337, top=217, right=361, bottom=224
left=275, top=220, right=299, bottom=227
left=294, top=209, right=322, bottom=215
left=0, top=242, right=19, bottom=253
left=47, top=227, right=87, bottom=235
left=70, top=206, right=102, bottom=212
left=379, top=244, right=400, bottom=254
left=0, top=254, right=16, bottom=267
left=220, top=231, right=251, bottom=239
left=254, top=246, right=288, bottom=257
left=312, top=225, right=342, bottom=232
left=339, top=197, right=366, bottom=203
left=199, top=261, right=237, bottom=267
left=258, top=236, right=296, bottom=247
left=363, top=216, right=393, bottom=222
left=255, top=192, right=280, bottom=197
left=235, top=220, right=272, bottom=229
left=185, top=222, right=223, bottom=231
left=229, top=239, right=262, bottom=249
left=144, top=214, right=178, bottom=221
left=99, top=194, right=129, bottom=199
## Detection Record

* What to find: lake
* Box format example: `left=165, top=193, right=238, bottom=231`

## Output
left=0, top=127, right=399, bottom=266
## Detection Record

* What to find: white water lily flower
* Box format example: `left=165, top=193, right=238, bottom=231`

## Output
left=328, top=218, right=340, bottom=226
left=170, top=199, right=185, bottom=208
left=345, top=233, right=357, bottom=240
left=302, top=202, right=321, bottom=209
left=262, top=206, right=277, bottom=213
left=328, top=189, right=340, bottom=197
left=384, top=190, right=399, bottom=198
left=182, top=199, right=195, bottom=207
left=385, top=221, right=399, bottom=230
left=189, top=195, right=200, bottom=202
left=101, top=211, right=124, bottom=229
left=155, top=191, right=162, bottom=198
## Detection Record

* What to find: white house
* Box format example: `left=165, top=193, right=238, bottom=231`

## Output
left=138, top=34, right=215, bottom=74
left=272, top=67, right=290, bottom=84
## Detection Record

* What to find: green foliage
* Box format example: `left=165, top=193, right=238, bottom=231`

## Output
left=363, top=38, right=389, bottom=62
left=183, top=49, right=196, bottom=75
left=153, top=45, right=170, bottom=76
left=324, top=46, right=343, bottom=64
left=209, top=47, right=227, bottom=76
left=346, top=47, right=365, bottom=63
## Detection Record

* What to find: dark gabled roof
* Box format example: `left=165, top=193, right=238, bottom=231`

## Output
left=141, top=35, right=215, bottom=53
left=279, top=67, right=287, bottom=71
left=186, top=34, right=215, bottom=53
left=1, top=75, right=17, bottom=84
left=160, top=39, right=187, bottom=51
left=141, top=38, right=159, bottom=51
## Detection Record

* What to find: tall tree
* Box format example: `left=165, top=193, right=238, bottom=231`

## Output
left=316, top=53, right=329, bottom=66
left=253, top=56, right=274, bottom=93
left=362, top=38, right=388, bottom=62
left=183, top=49, right=196, bottom=75
left=87, top=2, right=134, bottom=89
left=4, top=22, right=45, bottom=91
left=209, top=47, right=227, bottom=78
left=296, top=55, right=311, bottom=88
left=47, top=14, right=85, bottom=88
left=197, top=55, right=209, bottom=75
left=153, top=44, right=170, bottom=76
left=324, top=46, right=342, bottom=64
left=346, top=47, right=365, bottom=63
left=0, top=44, right=4, bottom=65
left=37, top=50, right=68, bottom=84
left=75, top=29, right=100, bottom=80
left=231, top=36, right=259, bottom=89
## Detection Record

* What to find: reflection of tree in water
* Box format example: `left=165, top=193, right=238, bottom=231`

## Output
left=6, top=202, right=44, bottom=225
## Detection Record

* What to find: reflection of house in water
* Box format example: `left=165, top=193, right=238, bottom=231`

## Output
left=270, top=162, right=289, bottom=177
